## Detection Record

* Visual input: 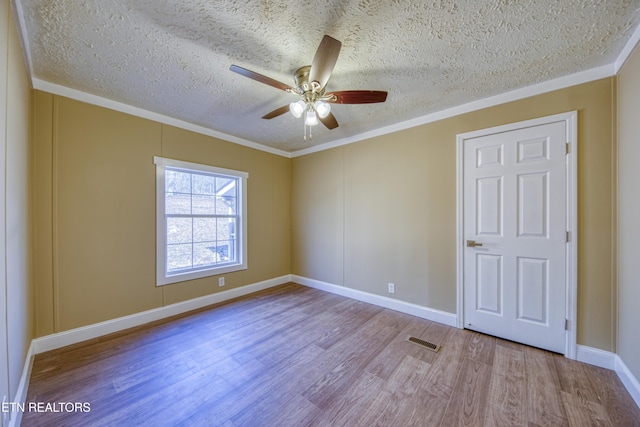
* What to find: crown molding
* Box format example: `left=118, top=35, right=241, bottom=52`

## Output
left=31, top=60, right=617, bottom=161
left=32, top=78, right=292, bottom=158
left=291, top=63, right=614, bottom=157
left=615, top=21, right=640, bottom=73
left=15, top=0, right=637, bottom=161
left=32, top=61, right=614, bottom=161
left=10, top=0, right=34, bottom=88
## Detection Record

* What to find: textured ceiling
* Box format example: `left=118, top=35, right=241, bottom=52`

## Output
left=15, top=0, right=640, bottom=153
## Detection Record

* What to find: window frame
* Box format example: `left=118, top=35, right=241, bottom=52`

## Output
left=154, top=156, right=248, bottom=286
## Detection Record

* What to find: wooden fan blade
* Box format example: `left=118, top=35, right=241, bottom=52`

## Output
left=319, top=112, right=339, bottom=130
left=308, top=35, right=342, bottom=89
left=262, top=105, right=290, bottom=120
left=230, top=65, right=296, bottom=92
left=328, top=90, right=388, bottom=104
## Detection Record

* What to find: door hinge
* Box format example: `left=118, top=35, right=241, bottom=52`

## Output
left=565, top=231, right=570, bottom=242
left=565, top=143, right=570, bottom=154
left=565, top=319, right=569, bottom=330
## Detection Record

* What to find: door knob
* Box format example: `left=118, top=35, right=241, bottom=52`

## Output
left=466, top=240, right=483, bottom=247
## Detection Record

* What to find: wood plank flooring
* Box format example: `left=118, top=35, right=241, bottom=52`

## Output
left=22, top=283, right=640, bottom=426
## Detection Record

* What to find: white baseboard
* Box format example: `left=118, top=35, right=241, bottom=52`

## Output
left=7, top=341, right=34, bottom=427
left=576, top=344, right=617, bottom=370
left=575, top=345, right=640, bottom=409
left=292, top=275, right=457, bottom=327
left=32, top=275, right=291, bottom=354
left=17, top=274, right=640, bottom=416
left=615, top=355, right=640, bottom=409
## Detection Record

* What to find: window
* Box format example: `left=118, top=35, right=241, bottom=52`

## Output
left=154, top=157, right=248, bottom=286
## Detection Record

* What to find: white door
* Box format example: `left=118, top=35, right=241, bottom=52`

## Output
left=462, top=119, right=568, bottom=353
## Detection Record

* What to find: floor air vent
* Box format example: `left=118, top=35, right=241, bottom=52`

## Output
left=408, top=336, right=441, bottom=352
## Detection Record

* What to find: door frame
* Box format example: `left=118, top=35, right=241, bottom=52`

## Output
left=455, top=111, right=578, bottom=359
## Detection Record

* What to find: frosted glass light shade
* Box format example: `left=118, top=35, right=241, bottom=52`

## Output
left=314, top=100, right=331, bottom=118
left=289, top=100, right=306, bottom=118
left=305, top=110, right=319, bottom=126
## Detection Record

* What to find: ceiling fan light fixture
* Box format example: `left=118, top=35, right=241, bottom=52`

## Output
left=314, top=100, right=331, bottom=118
left=230, top=35, right=387, bottom=137
left=305, top=109, right=319, bottom=126
left=290, top=100, right=306, bottom=118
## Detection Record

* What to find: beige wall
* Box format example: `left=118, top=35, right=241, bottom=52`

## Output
left=1, top=0, right=33, bottom=419
left=3, top=2, right=637, bottom=405
left=293, top=78, right=617, bottom=351
left=617, top=43, right=640, bottom=381
left=32, top=93, right=291, bottom=335
left=30, top=76, right=619, bottom=353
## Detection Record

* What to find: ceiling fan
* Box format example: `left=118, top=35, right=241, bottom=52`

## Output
left=230, top=35, right=387, bottom=132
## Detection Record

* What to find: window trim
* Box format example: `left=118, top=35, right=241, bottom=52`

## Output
left=154, top=156, right=248, bottom=286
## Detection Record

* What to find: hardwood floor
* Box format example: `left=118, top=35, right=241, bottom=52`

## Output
left=23, top=283, right=640, bottom=426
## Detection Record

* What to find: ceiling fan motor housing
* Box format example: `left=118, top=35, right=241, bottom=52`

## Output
left=294, top=66, right=324, bottom=100
left=294, top=66, right=311, bottom=92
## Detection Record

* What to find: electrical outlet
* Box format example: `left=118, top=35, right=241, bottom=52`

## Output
left=218, top=277, right=225, bottom=287
left=388, top=283, right=395, bottom=294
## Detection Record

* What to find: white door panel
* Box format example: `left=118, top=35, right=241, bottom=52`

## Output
left=463, top=121, right=567, bottom=353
